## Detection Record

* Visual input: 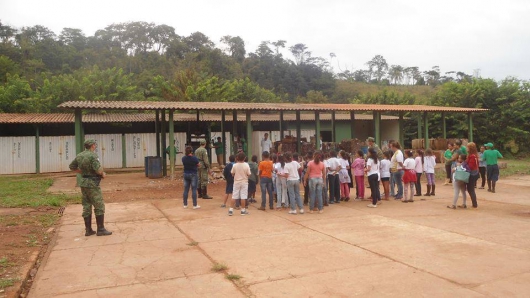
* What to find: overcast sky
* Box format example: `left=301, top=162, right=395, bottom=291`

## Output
left=2, top=0, right=530, bottom=80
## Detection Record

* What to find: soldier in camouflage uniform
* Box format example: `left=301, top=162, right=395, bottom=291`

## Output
left=69, top=139, right=112, bottom=236
left=367, top=137, right=384, bottom=161
left=194, top=139, right=213, bottom=199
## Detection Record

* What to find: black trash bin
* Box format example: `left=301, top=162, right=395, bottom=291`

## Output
left=146, top=156, right=163, bottom=179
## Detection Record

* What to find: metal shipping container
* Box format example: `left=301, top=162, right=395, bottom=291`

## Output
left=0, top=136, right=36, bottom=174
left=39, top=136, right=75, bottom=173
left=125, top=133, right=157, bottom=167
left=85, top=134, right=123, bottom=169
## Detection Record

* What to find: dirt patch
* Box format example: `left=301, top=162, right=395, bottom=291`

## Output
left=0, top=208, right=58, bottom=298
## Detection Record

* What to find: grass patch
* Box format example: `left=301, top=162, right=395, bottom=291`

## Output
left=226, top=274, right=242, bottom=281
left=0, top=176, right=79, bottom=208
left=25, top=234, right=38, bottom=247
left=38, top=214, right=59, bottom=228
left=499, top=158, right=530, bottom=177
left=211, top=263, right=228, bottom=272
left=186, top=241, right=199, bottom=246
left=0, top=257, right=15, bottom=268
left=0, top=277, right=18, bottom=289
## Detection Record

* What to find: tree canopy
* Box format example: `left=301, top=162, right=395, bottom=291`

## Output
left=1, top=20, right=529, bottom=152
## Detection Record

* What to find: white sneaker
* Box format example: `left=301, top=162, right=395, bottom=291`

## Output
left=299, top=209, right=305, bottom=214
left=367, top=204, right=377, bottom=208
left=288, top=210, right=297, bottom=215
left=183, top=205, right=188, bottom=209
left=318, top=210, right=324, bottom=214
left=193, top=205, right=201, bottom=209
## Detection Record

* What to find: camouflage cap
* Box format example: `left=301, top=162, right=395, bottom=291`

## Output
left=84, top=139, right=97, bottom=146
left=199, top=139, right=207, bottom=145
left=367, top=137, right=375, bottom=142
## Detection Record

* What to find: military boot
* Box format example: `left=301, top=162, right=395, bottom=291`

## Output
left=84, top=216, right=96, bottom=236
left=198, top=187, right=203, bottom=198
left=202, top=186, right=213, bottom=199
left=96, top=215, right=112, bottom=236
left=430, top=185, right=436, bottom=196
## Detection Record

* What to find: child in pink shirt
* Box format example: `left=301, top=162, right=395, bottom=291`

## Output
left=351, top=150, right=365, bottom=200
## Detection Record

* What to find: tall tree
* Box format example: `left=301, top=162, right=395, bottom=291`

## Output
left=366, top=55, right=388, bottom=82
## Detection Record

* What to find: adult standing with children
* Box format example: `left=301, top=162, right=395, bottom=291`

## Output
left=181, top=146, right=200, bottom=209
left=195, top=139, right=213, bottom=199
left=389, top=141, right=404, bottom=200
left=483, top=142, right=503, bottom=193
left=69, top=139, right=112, bottom=237
left=465, top=142, right=479, bottom=208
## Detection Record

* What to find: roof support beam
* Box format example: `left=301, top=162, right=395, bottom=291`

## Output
left=35, top=125, right=40, bottom=174
left=468, top=113, right=473, bottom=143
left=279, top=111, right=284, bottom=140
left=169, top=110, right=175, bottom=179
left=232, top=110, right=237, bottom=155
left=417, top=114, right=422, bottom=139
left=246, top=111, right=252, bottom=157
left=296, top=111, right=301, bottom=154
left=221, top=110, right=226, bottom=165
left=399, top=112, right=404, bottom=147
left=374, top=111, right=381, bottom=148
left=161, top=110, right=167, bottom=177
left=155, top=110, right=160, bottom=157
left=350, top=111, right=355, bottom=139
left=315, top=111, right=321, bottom=150
left=423, top=112, right=429, bottom=149
left=74, top=109, right=83, bottom=155
left=331, top=111, right=336, bottom=143
left=442, top=112, right=447, bottom=139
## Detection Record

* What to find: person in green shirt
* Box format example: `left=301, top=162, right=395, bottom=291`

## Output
left=443, top=143, right=454, bottom=185
left=213, top=137, right=225, bottom=166
left=482, top=142, right=503, bottom=193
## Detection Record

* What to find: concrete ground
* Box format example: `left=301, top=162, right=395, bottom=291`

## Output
left=29, top=177, right=530, bottom=297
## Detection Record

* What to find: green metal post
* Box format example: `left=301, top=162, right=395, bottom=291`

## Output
left=233, top=110, right=238, bottom=154
left=161, top=110, right=167, bottom=177
left=350, top=111, right=355, bottom=139
left=155, top=110, right=160, bottom=157
left=417, top=114, right=422, bottom=139
left=221, top=110, right=226, bottom=164
left=296, top=111, right=301, bottom=153
left=279, top=111, right=284, bottom=140
left=169, top=110, right=175, bottom=179
left=399, top=112, right=404, bottom=147
left=122, top=133, right=126, bottom=168
left=423, top=112, right=429, bottom=149
left=442, top=112, right=447, bottom=139
left=331, top=111, right=336, bottom=143
left=246, top=110, right=252, bottom=157
left=35, top=125, right=40, bottom=174
left=468, top=113, right=473, bottom=142
left=374, top=111, right=381, bottom=147
left=315, top=111, right=321, bottom=150
left=74, top=109, right=83, bottom=154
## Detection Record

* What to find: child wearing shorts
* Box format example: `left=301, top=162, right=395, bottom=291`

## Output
left=229, top=152, right=251, bottom=216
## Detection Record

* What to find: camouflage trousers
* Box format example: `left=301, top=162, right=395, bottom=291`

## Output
left=198, top=168, right=209, bottom=188
left=81, top=187, right=105, bottom=218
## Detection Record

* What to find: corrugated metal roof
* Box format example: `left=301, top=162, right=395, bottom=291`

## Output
left=57, top=101, right=488, bottom=112
left=0, top=112, right=400, bottom=124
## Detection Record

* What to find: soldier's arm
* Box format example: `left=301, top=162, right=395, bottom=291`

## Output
left=69, top=158, right=81, bottom=173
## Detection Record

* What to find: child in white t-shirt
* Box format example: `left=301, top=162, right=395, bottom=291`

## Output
left=229, top=152, right=251, bottom=216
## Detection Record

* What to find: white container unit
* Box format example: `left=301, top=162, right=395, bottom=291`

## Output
left=85, top=134, right=123, bottom=169
left=39, top=136, right=75, bottom=173
left=0, top=136, right=36, bottom=174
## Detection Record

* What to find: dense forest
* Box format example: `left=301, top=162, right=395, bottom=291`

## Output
left=0, top=21, right=529, bottom=153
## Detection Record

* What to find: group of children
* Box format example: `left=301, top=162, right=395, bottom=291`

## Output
left=217, top=144, right=444, bottom=216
